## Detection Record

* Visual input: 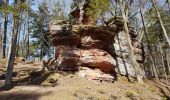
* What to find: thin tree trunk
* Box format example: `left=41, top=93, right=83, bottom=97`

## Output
left=1, top=0, right=9, bottom=58
left=165, top=51, right=170, bottom=75
left=5, top=16, right=20, bottom=88
left=21, top=19, right=26, bottom=57
left=139, top=0, right=159, bottom=81
left=151, top=0, right=170, bottom=47
left=25, top=0, right=29, bottom=60
left=5, top=0, right=20, bottom=88
left=16, top=15, right=23, bottom=57
left=40, top=46, right=43, bottom=60
left=119, top=0, right=144, bottom=83
left=159, top=42, right=168, bottom=80
left=167, top=0, right=170, bottom=11
left=0, top=23, right=2, bottom=54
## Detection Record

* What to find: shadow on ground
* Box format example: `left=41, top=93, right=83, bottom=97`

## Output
left=0, top=71, right=52, bottom=92
left=0, top=91, right=51, bottom=100
left=15, top=71, right=52, bottom=85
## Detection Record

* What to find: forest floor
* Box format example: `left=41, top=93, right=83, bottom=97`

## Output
left=0, top=58, right=170, bottom=100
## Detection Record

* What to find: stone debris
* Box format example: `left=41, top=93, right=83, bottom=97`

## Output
left=77, top=67, right=114, bottom=82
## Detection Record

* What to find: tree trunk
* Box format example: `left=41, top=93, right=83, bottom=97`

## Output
left=1, top=0, right=9, bottom=58
left=21, top=20, right=26, bottom=57
left=167, top=0, right=170, bottom=11
left=5, top=0, right=20, bottom=88
left=16, top=15, right=22, bottom=57
left=151, top=0, right=170, bottom=47
left=139, top=0, right=159, bottom=81
left=165, top=51, right=170, bottom=75
left=159, top=42, right=168, bottom=80
left=119, top=0, right=144, bottom=83
left=25, top=0, right=29, bottom=60
left=0, top=23, right=2, bottom=54
left=5, top=16, right=20, bottom=88
left=40, top=46, right=43, bottom=60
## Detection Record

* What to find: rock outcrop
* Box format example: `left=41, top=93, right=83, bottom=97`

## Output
left=48, top=0, right=144, bottom=81
left=49, top=22, right=116, bottom=73
left=48, top=17, right=144, bottom=78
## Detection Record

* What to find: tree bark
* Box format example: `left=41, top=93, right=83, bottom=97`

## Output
left=151, top=0, right=170, bottom=47
left=139, top=0, right=159, bottom=81
left=0, top=23, right=2, bottom=54
left=167, top=0, right=170, bottom=11
left=16, top=15, right=23, bottom=57
left=159, top=42, right=167, bottom=80
left=5, top=16, right=20, bottom=88
left=25, top=0, right=29, bottom=60
left=119, top=0, right=144, bottom=83
left=5, top=0, right=20, bottom=88
left=165, top=51, right=170, bottom=75
left=21, top=19, right=26, bottom=57
left=1, top=0, right=9, bottom=58
left=40, top=45, right=43, bottom=60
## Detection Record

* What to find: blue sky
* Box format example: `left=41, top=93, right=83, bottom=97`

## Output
left=32, top=0, right=72, bottom=13
left=1, top=0, right=168, bottom=54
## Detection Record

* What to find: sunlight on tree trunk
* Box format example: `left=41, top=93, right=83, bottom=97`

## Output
left=5, top=16, right=20, bottom=88
left=119, top=0, right=144, bottom=83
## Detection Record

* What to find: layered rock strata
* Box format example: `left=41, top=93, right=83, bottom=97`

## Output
left=49, top=16, right=144, bottom=77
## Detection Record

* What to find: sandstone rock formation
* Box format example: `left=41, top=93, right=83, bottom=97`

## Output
left=49, top=21, right=116, bottom=73
left=48, top=0, right=144, bottom=80
left=48, top=17, right=144, bottom=77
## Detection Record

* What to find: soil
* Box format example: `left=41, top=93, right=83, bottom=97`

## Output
left=0, top=58, right=169, bottom=100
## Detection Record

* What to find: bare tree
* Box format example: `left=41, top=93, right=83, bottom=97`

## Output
left=151, top=0, right=170, bottom=47
left=139, top=0, right=159, bottom=81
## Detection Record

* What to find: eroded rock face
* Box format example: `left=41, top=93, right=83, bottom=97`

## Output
left=49, top=21, right=116, bottom=73
left=55, top=46, right=80, bottom=71
left=80, top=49, right=116, bottom=72
left=49, top=17, right=144, bottom=78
